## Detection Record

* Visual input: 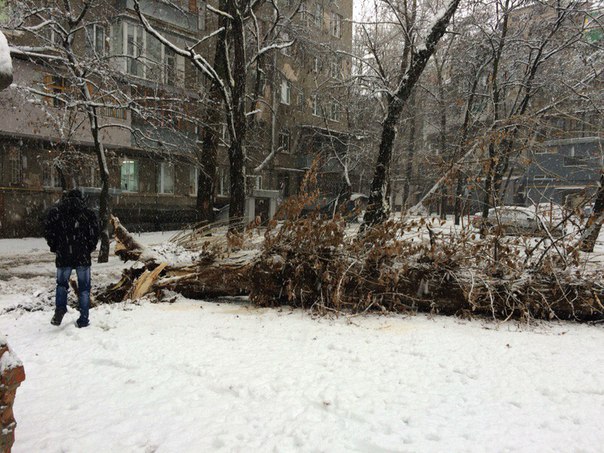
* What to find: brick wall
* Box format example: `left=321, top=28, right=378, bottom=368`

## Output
left=0, top=338, right=25, bottom=453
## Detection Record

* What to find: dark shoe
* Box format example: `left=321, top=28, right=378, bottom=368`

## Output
left=50, top=308, right=67, bottom=326
left=75, top=318, right=89, bottom=328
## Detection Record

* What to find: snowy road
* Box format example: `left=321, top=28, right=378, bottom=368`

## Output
left=0, top=233, right=603, bottom=452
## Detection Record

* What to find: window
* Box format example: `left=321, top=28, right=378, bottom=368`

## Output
left=563, top=156, right=589, bottom=167
left=164, top=47, right=177, bottom=85
left=158, top=162, right=175, bottom=194
left=189, top=166, right=198, bottom=196
left=43, top=75, right=67, bottom=108
left=218, top=167, right=229, bottom=196
left=146, top=35, right=163, bottom=80
left=278, top=130, right=290, bottom=153
left=314, top=3, right=323, bottom=29
left=86, top=82, right=127, bottom=119
left=125, top=22, right=144, bottom=77
left=299, top=2, right=310, bottom=26
left=280, top=79, right=291, bottom=105
left=563, top=146, right=589, bottom=167
left=9, top=149, right=22, bottom=185
left=281, top=32, right=292, bottom=56
left=0, top=1, right=17, bottom=27
left=246, top=175, right=262, bottom=191
left=329, top=102, right=340, bottom=122
left=49, top=28, right=63, bottom=47
left=533, top=174, right=553, bottom=182
left=97, top=105, right=127, bottom=120
left=88, top=165, right=99, bottom=188
left=330, top=12, right=342, bottom=38
left=297, top=89, right=305, bottom=108
left=198, top=1, right=206, bottom=30
left=120, top=160, right=139, bottom=192
left=86, top=24, right=106, bottom=56
left=312, top=94, right=320, bottom=116
left=313, top=56, right=321, bottom=73
left=42, top=161, right=62, bottom=188
left=330, top=58, right=340, bottom=79
left=175, top=54, right=185, bottom=87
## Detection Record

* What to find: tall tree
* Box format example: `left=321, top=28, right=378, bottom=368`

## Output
left=360, top=0, right=462, bottom=231
left=135, top=0, right=299, bottom=230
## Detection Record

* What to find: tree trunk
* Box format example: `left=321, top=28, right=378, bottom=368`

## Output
left=401, top=94, right=416, bottom=209
left=439, top=187, right=448, bottom=220
left=437, top=64, right=448, bottom=220
left=197, top=129, right=217, bottom=223
left=227, top=3, right=248, bottom=231
left=480, top=143, right=496, bottom=237
left=228, top=140, right=246, bottom=227
left=196, top=8, right=229, bottom=223
left=83, top=97, right=110, bottom=262
left=454, top=173, right=466, bottom=225
left=361, top=98, right=401, bottom=230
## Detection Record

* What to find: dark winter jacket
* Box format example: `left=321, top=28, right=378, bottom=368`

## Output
left=44, top=191, right=100, bottom=267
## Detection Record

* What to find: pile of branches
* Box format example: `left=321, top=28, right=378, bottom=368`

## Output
left=99, top=172, right=603, bottom=322
left=249, top=181, right=603, bottom=322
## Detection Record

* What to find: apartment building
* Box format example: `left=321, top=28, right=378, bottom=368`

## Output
left=507, top=2, right=604, bottom=208
left=0, top=0, right=355, bottom=236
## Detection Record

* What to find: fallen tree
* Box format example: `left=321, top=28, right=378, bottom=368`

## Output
left=97, top=216, right=254, bottom=304
left=99, top=204, right=604, bottom=322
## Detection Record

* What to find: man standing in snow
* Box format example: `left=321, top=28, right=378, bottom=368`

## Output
left=44, top=189, right=100, bottom=328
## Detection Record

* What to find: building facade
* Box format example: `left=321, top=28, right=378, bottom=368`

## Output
left=0, top=0, right=355, bottom=237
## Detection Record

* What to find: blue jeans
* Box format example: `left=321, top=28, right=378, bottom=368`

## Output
left=56, top=266, right=91, bottom=322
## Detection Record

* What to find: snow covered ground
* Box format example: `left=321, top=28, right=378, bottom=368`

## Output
left=1, top=232, right=603, bottom=452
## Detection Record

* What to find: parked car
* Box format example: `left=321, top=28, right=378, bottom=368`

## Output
left=472, top=206, right=563, bottom=237
left=301, top=193, right=368, bottom=222
left=533, top=202, right=565, bottom=223
left=582, top=203, right=595, bottom=217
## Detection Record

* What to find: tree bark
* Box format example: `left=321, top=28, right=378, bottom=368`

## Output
left=454, top=173, right=466, bottom=225
left=401, top=94, right=416, bottom=209
left=437, top=62, right=448, bottom=220
left=480, top=143, right=496, bottom=236
left=196, top=19, right=229, bottom=223
left=88, top=106, right=111, bottom=263
left=226, top=1, right=248, bottom=231
left=362, top=97, right=401, bottom=229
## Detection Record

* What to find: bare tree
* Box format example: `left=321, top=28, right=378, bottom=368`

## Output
left=134, top=0, right=301, bottom=230
left=359, top=0, right=462, bottom=231
left=409, top=0, right=603, bottom=228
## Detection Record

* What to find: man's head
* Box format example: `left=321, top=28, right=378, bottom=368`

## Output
left=65, top=188, right=84, bottom=200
